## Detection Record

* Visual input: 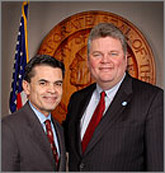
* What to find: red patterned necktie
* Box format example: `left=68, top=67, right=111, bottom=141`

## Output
left=45, top=120, right=59, bottom=167
left=81, top=91, right=106, bottom=153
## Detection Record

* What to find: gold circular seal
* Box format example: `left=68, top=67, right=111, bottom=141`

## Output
left=38, top=11, right=156, bottom=123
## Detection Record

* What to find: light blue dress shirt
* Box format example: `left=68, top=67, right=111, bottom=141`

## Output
left=29, top=101, right=60, bottom=157
left=80, top=73, right=126, bottom=140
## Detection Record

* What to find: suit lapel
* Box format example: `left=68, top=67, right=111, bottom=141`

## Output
left=23, top=103, right=56, bottom=170
left=77, top=84, right=96, bottom=120
left=51, top=118, right=64, bottom=171
left=76, top=84, right=96, bottom=155
left=84, top=74, right=133, bottom=155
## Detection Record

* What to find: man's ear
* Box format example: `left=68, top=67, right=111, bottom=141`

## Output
left=22, top=80, right=30, bottom=95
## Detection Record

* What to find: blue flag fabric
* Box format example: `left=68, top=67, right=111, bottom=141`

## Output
left=9, top=2, right=29, bottom=113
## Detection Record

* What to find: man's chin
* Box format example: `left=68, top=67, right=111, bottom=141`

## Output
left=44, top=106, right=58, bottom=113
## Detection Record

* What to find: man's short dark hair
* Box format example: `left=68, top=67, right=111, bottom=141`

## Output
left=23, top=54, right=65, bottom=83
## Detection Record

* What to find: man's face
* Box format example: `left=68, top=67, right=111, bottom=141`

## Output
left=23, top=65, right=63, bottom=117
left=88, top=36, right=127, bottom=90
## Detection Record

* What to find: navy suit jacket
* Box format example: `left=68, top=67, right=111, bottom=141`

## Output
left=63, top=73, right=163, bottom=171
left=2, top=102, right=66, bottom=171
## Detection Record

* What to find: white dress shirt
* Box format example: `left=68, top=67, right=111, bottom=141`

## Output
left=80, top=73, right=126, bottom=140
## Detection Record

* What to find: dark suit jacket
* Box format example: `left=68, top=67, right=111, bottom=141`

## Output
left=63, top=73, right=163, bottom=171
left=2, top=102, right=66, bottom=171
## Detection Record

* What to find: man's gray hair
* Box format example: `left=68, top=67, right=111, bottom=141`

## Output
left=87, top=23, right=127, bottom=57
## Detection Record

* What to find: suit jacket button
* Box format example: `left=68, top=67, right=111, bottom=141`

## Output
left=79, top=163, right=85, bottom=170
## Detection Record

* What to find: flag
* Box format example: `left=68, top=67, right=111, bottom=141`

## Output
left=9, top=2, right=29, bottom=113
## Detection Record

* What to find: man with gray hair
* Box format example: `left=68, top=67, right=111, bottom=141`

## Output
left=63, top=23, right=163, bottom=171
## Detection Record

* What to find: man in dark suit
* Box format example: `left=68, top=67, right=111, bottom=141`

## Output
left=63, top=23, right=163, bottom=171
left=2, top=55, right=66, bottom=171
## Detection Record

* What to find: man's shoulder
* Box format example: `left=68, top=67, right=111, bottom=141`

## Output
left=2, top=102, right=30, bottom=126
left=128, top=74, right=164, bottom=96
left=132, top=76, right=163, bottom=91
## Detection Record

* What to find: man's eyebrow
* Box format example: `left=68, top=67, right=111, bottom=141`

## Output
left=38, top=79, right=48, bottom=82
left=38, top=79, right=63, bottom=84
left=55, top=80, right=63, bottom=84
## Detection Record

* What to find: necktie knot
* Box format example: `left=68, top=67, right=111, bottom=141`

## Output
left=45, top=119, right=51, bottom=128
left=100, top=91, right=105, bottom=99
left=99, top=91, right=105, bottom=110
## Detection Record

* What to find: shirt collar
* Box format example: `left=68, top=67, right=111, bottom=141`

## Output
left=29, top=101, right=51, bottom=124
left=96, top=72, right=126, bottom=99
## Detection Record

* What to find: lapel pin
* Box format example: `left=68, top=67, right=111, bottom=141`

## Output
left=122, top=101, right=127, bottom=106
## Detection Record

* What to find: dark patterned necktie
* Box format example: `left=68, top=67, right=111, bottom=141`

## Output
left=81, top=91, right=106, bottom=153
left=45, top=120, right=59, bottom=167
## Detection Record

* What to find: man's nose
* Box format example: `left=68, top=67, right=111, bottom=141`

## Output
left=101, top=54, right=110, bottom=62
left=47, top=84, right=56, bottom=93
